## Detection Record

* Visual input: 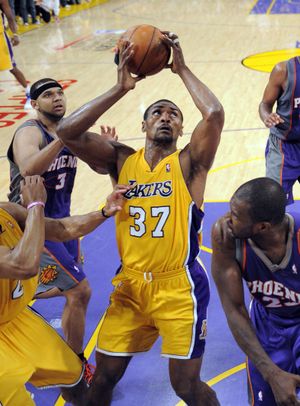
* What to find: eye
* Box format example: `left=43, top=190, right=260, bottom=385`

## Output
left=170, top=111, right=178, bottom=117
left=152, top=109, right=160, bottom=116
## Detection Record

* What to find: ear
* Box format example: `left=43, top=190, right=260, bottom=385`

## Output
left=141, top=121, right=146, bottom=133
left=179, top=125, right=183, bottom=137
left=254, top=222, right=271, bottom=234
left=31, top=100, right=39, bottom=110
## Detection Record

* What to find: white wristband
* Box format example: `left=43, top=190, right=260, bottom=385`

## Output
left=27, top=201, right=45, bottom=210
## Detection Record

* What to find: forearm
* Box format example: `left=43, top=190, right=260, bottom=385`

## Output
left=20, top=139, right=64, bottom=176
left=259, top=101, right=273, bottom=123
left=8, top=17, right=17, bottom=34
left=46, top=210, right=107, bottom=241
left=8, top=207, right=45, bottom=278
left=178, top=66, right=223, bottom=119
left=57, top=84, right=129, bottom=142
left=227, top=307, right=280, bottom=381
left=4, top=7, right=17, bottom=33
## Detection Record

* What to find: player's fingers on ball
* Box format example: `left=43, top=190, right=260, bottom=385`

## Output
left=161, top=34, right=172, bottom=43
left=34, top=175, right=40, bottom=184
left=164, top=36, right=176, bottom=48
left=137, top=75, right=146, bottom=81
left=124, top=41, right=133, bottom=51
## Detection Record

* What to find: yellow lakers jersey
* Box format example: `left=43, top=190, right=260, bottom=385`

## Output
left=116, top=148, right=204, bottom=273
left=0, top=208, right=38, bottom=325
left=0, top=13, right=4, bottom=34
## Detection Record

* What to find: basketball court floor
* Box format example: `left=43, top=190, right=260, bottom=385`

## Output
left=1, top=0, right=300, bottom=405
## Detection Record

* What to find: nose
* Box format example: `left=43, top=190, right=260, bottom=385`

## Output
left=53, top=92, right=62, bottom=102
left=160, top=111, right=170, bottom=122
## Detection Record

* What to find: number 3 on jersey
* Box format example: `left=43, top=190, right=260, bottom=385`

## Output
left=129, top=206, right=170, bottom=238
left=56, top=172, right=66, bottom=190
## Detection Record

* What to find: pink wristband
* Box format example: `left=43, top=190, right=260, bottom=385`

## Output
left=27, top=201, right=45, bottom=210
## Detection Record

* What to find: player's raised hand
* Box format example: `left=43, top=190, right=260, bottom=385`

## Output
left=102, top=183, right=135, bottom=217
left=99, top=125, right=118, bottom=142
left=20, top=176, right=47, bottom=208
left=264, top=112, right=284, bottom=128
left=117, top=41, right=145, bottom=91
left=162, top=32, right=186, bottom=74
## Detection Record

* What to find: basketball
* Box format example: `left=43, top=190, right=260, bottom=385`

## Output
left=117, top=25, right=171, bottom=76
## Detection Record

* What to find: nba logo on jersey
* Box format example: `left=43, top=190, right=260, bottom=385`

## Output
left=258, top=391, right=263, bottom=401
left=166, top=163, right=171, bottom=172
left=199, top=319, right=207, bottom=340
left=6, top=220, right=14, bottom=229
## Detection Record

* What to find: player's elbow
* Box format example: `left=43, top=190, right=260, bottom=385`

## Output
left=10, top=253, right=41, bottom=279
left=20, top=167, right=35, bottom=177
left=47, top=222, right=71, bottom=243
left=206, top=104, right=224, bottom=127
left=10, top=263, right=39, bottom=279
left=23, top=265, right=40, bottom=279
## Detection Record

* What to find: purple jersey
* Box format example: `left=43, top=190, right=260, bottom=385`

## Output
left=7, top=119, right=77, bottom=218
left=271, top=57, right=300, bottom=142
left=236, top=212, right=300, bottom=319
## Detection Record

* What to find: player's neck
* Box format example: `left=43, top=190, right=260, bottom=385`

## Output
left=38, top=114, right=60, bottom=137
left=144, top=141, right=176, bottom=169
left=251, top=215, right=289, bottom=252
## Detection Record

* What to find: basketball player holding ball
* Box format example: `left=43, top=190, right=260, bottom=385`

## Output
left=57, top=31, right=224, bottom=406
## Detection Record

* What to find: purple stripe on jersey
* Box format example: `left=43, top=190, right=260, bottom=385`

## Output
left=187, top=259, right=210, bottom=359
left=187, top=204, right=204, bottom=264
left=4, top=31, right=16, bottom=67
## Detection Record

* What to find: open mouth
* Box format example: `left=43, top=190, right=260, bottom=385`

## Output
left=158, top=124, right=172, bottom=133
left=53, top=104, right=64, bottom=111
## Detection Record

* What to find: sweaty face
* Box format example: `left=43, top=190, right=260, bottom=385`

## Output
left=142, top=102, right=183, bottom=145
left=228, top=197, right=255, bottom=239
left=35, top=87, right=66, bottom=120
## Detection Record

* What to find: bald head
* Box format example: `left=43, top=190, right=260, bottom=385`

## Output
left=233, top=177, right=286, bottom=225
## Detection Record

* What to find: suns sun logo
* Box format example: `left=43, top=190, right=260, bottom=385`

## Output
left=40, top=265, right=58, bottom=284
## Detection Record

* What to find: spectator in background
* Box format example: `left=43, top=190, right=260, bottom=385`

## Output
left=35, top=0, right=60, bottom=23
left=0, top=0, right=31, bottom=109
left=19, top=0, right=39, bottom=25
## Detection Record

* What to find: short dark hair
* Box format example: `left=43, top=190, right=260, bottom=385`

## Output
left=233, top=177, right=286, bottom=225
left=143, top=99, right=183, bottom=121
left=30, top=78, right=62, bottom=100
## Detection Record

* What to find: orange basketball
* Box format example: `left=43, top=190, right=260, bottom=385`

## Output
left=117, top=25, right=171, bottom=76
